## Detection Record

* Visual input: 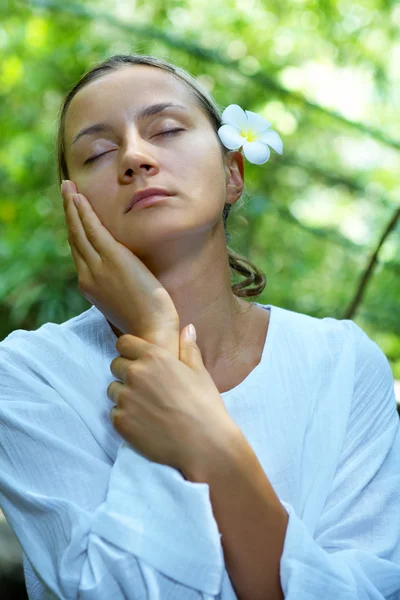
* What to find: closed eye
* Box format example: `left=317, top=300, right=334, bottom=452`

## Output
left=156, top=128, right=185, bottom=137
left=84, top=129, right=185, bottom=164
left=84, top=152, right=110, bottom=165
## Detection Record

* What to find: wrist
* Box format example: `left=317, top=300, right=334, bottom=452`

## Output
left=184, top=421, right=245, bottom=484
left=142, top=327, right=180, bottom=359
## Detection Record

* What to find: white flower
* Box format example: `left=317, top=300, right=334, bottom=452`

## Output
left=217, top=104, right=283, bottom=164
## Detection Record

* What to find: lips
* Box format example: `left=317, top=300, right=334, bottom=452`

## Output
left=125, top=188, right=172, bottom=213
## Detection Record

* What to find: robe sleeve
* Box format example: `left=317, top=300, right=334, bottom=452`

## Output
left=279, top=321, right=400, bottom=599
left=0, top=337, right=224, bottom=599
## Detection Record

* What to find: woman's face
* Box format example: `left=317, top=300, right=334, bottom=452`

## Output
left=64, top=65, right=236, bottom=255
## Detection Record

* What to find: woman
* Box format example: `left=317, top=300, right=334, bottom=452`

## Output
left=0, top=54, right=399, bottom=600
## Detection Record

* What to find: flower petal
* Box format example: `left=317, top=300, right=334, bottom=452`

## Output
left=245, top=110, right=272, bottom=134
left=221, top=104, right=248, bottom=130
left=242, top=141, right=271, bottom=164
left=217, top=124, right=247, bottom=150
left=257, top=129, right=283, bottom=155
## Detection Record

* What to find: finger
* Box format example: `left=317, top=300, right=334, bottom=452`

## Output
left=64, top=199, right=89, bottom=272
left=107, top=380, right=124, bottom=404
left=115, top=334, right=154, bottom=360
left=109, top=355, right=133, bottom=382
left=61, top=183, right=96, bottom=267
left=110, top=406, right=118, bottom=425
left=62, top=187, right=101, bottom=269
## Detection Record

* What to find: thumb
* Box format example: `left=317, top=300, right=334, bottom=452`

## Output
left=179, top=324, right=204, bottom=372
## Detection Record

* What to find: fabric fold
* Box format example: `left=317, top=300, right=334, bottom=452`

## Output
left=91, top=441, right=225, bottom=594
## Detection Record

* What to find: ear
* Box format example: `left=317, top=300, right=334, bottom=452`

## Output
left=224, top=150, right=245, bottom=206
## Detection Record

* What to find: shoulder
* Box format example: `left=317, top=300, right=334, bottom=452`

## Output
left=344, top=320, right=398, bottom=440
left=267, top=302, right=354, bottom=342
left=268, top=303, right=357, bottom=373
left=269, top=302, right=394, bottom=358
left=268, top=303, right=396, bottom=412
left=0, top=305, right=112, bottom=376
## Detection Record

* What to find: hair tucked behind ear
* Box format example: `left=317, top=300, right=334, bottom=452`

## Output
left=57, top=53, right=267, bottom=299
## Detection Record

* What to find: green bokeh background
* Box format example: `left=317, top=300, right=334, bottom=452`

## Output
left=1, top=0, right=399, bottom=393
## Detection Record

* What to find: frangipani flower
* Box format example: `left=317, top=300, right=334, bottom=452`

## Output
left=217, top=104, right=283, bottom=164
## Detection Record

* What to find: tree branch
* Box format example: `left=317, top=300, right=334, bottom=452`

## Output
left=343, top=207, right=400, bottom=319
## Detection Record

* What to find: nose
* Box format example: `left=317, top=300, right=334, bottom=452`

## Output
left=118, top=127, right=159, bottom=183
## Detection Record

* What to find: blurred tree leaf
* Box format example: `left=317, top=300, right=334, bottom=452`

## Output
left=1, top=0, right=399, bottom=386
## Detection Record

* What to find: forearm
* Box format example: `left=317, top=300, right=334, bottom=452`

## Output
left=186, top=427, right=288, bottom=600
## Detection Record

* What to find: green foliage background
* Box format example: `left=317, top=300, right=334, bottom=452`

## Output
left=0, top=0, right=399, bottom=386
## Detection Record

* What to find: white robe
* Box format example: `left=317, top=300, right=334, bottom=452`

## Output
left=0, top=303, right=399, bottom=599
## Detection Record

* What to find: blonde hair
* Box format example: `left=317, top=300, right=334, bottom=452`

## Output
left=56, top=54, right=267, bottom=298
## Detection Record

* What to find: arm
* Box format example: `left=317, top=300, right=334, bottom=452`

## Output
left=190, top=321, right=400, bottom=600
left=0, top=335, right=225, bottom=600
left=186, top=430, right=288, bottom=600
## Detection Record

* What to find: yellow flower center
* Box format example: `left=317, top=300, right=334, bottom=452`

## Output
left=242, top=128, right=257, bottom=142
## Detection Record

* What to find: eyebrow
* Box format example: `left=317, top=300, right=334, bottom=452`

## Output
left=70, top=102, right=189, bottom=147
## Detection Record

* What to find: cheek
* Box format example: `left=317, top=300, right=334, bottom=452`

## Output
left=172, top=141, right=224, bottom=188
left=70, top=173, right=114, bottom=216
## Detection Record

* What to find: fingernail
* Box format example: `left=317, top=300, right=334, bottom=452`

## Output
left=73, top=194, right=81, bottom=207
left=61, top=180, right=68, bottom=194
left=188, top=324, right=196, bottom=341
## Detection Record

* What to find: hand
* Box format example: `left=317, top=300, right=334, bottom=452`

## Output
left=107, top=324, right=240, bottom=479
left=61, top=181, right=180, bottom=357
